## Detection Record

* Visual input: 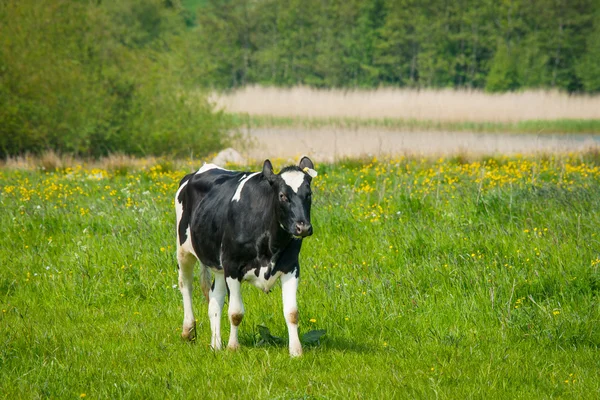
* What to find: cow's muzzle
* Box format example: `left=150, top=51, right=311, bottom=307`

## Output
left=294, top=221, right=313, bottom=237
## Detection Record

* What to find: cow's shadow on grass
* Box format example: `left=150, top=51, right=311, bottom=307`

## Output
left=239, top=327, right=373, bottom=354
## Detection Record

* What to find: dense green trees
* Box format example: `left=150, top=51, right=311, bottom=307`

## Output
left=190, top=0, right=600, bottom=93
left=1, top=0, right=599, bottom=157
left=0, top=0, right=229, bottom=158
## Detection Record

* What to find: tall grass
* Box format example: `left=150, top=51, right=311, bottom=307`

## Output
left=2, top=154, right=600, bottom=397
left=213, top=86, right=600, bottom=122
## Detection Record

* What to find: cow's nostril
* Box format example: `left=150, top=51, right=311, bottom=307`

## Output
left=306, top=224, right=313, bottom=235
left=294, top=222, right=312, bottom=237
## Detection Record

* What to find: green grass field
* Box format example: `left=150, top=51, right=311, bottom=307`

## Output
left=230, top=114, right=600, bottom=135
left=2, top=154, right=600, bottom=398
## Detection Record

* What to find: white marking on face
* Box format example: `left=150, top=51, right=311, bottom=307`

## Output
left=232, top=172, right=260, bottom=202
left=281, top=171, right=306, bottom=193
left=196, top=163, right=227, bottom=175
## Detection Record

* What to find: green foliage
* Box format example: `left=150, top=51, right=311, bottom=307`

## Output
left=485, top=37, right=551, bottom=92
left=2, top=155, right=600, bottom=397
left=230, top=113, right=600, bottom=134
left=575, top=9, right=600, bottom=92
left=0, top=0, right=230, bottom=158
left=257, top=325, right=326, bottom=346
left=301, top=329, right=327, bottom=345
left=190, top=0, right=600, bottom=93
left=486, top=42, right=521, bottom=92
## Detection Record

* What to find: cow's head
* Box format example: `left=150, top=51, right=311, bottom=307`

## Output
left=263, top=156, right=316, bottom=238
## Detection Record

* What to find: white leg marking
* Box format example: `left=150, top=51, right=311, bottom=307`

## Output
left=209, top=272, right=227, bottom=350
left=232, top=172, right=260, bottom=202
left=281, top=270, right=302, bottom=357
left=178, top=249, right=196, bottom=340
left=226, top=277, right=245, bottom=350
left=281, top=171, right=306, bottom=193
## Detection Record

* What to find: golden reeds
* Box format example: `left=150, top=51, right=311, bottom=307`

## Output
left=212, top=86, right=600, bottom=122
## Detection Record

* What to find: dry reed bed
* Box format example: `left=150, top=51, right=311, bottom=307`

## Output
left=212, top=86, right=600, bottom=122
left=0, top=152, right=187, bottom=173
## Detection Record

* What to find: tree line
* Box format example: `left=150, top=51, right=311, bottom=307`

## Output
left=1, top=0, right=599, bottom=158
left=190, top=0, right=600, bottom=93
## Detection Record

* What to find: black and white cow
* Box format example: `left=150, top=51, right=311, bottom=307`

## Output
left=174, top=157, right=317, bottom=357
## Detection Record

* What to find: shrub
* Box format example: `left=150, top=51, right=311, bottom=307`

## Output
left=0, top=0, right=231, bottom=158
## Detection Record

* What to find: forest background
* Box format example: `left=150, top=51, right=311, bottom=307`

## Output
left=1, top=0, right=600, bottom=158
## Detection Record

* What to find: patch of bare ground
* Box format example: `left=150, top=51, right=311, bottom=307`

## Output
left=233, top=128, right=600, bottom=163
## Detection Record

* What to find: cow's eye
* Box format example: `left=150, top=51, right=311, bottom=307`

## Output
left=279, top=192, right=288, bottom=202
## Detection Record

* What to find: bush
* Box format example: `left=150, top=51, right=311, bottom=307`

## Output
left=0, top=0, right=231, bottom=158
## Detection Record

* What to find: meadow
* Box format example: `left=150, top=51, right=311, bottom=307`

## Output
left=2, top=153, right=600, bottom=398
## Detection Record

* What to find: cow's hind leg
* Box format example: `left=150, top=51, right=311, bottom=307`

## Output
left=209, top=272, right=226, bottom=350
left=178, top=248, right=197, bottom=340
left=226, top=277, right=244, bottom=350
left=282, top=270, right=302, bottom=357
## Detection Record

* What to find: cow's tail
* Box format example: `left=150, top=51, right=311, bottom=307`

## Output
left=199, top=263, right=211, bottom=302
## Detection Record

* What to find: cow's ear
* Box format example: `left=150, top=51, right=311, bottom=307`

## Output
left=299, top=156, right=314, bottom=170
left=299, top=156, right=317, bottom=178
left=262, top=159, right=276, bottom=183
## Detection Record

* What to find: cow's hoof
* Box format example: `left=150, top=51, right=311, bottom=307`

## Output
left=181, top=330, right=196, bottom=341
left=227, top=343, right=240, bottom=351
left=289, top=345, right=303, bottom=357
left=181, top=322, right=196, bottom=341
left=211, top=338, right=223, bottom=351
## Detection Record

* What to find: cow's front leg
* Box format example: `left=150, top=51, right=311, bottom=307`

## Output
left=178, top=250, right=196, bottom=340
left=226, top=277, right=244, bottom=350
left=281, top=269, right=302, bottom=357
left=208, top=272, right=226, bottom=350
